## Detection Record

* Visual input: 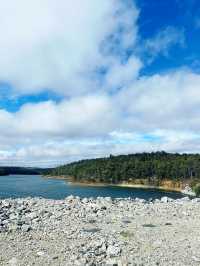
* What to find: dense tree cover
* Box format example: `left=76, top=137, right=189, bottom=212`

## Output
left=48, top=152, right=200, bottom=184
left=0, top=168, right=8, bottom=176
left=0, top=167, right=48, bottom=176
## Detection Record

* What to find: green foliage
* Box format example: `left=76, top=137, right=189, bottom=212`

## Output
left=193, top=183, right=200, bottom=196
left=0, top=167, right=48, bottom=176
left=48, top=152, right=200, bottom=184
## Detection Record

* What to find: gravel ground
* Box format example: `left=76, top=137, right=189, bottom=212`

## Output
left=0, top=196, right=200, bottom=266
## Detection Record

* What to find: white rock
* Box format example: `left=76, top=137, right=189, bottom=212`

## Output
left=21, top=224, right=31, bottom=232
left=9, top=257, right=18, bottom=266
left=107, top=245, right=121, bottom=257
left=105, top=197, right=112, bottom=202
left=154, top=199, right=160, bottom=203
left=66, top=195, right=74, bottom=201
left=192, top=198, right=200, bottom=203
left=106, top=258, right=118, bottom=266
left=138, top=198, right=146, bottom=203
left=161, top=197, right=173, bottom=203
left=74, top=258, right=87, bottom=265
left=26, top=212, right=38, bottom=220
left=180, top=197, right=190, bottom=202
left=37, top=251, right=45, bottom=256
left=192, top=256, right=200, bottom=262
left=81, top=198, right=88, bottom=204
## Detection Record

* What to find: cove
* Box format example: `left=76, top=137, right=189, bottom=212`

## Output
left=0, top=175, right=185, bottom=200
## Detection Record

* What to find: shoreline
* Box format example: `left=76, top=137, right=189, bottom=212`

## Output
left=44, top=175, right=195, bottom=196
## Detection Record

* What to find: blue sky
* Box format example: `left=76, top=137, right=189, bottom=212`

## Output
left=138, top=0, right=200, bottom=74
left=0, top=0, right=200, bottom=166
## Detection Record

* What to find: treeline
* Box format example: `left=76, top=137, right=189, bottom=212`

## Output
left=48, top=152, right=200, bottom=184
left=0, top=167, right=48, bottom=176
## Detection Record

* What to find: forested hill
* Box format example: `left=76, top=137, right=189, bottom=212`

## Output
left=0, top=167, right=48, bottom=176
left=48, top=152, right=200, bottom=185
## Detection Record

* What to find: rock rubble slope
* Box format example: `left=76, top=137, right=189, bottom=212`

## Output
left=0, top=196, right=200, bottom=266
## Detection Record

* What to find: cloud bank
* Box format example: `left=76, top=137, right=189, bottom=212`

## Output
left=0, top=0, right=199, bottom=166
left=0, top=0, right=139, bottom=96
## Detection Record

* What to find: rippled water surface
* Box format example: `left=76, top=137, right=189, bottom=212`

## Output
left=0, top=175, right=185, bottom=200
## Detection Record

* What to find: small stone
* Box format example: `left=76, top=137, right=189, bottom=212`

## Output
left=106, top=258, right=118, bottom=266
left=107, top=245, right=121, bottom=257
left=122, top=217, right=132, bottom=224
left=180, top=197, right=190, bottom=202
left=26, top=212, right=38, bottom=220
left=21, top=224, right=31, bottom=232
left=66, top=195, right=74, bottom=201
left=9, top=214, right=18, bottom=220
left=165, top=222, right=172, bottom=226
left=9, top=257, right=18, bottom=266
left=100, top=243, right=107, bottom=253
left=192, top=256, right=200, bottom=262
left=82, top=198, right=88, bottom=204
left=142, top=224, right=156, bottom=228
left=74, top=258, right=87, bottom=265
left=83, top=227, right=101, bottom=233
left=160, top=197, right=173, bottom=203
left=105, top=197, right=112, bottom=202
left=154, top=199, right=160, bottom=203
left=153, top=240, right=163, bottom=248
left=88, top=219, right=96, bottom=224
left=191, top=198, right=200, bottom=203
left=37, top=251, right=45, bottom=257
left=8, top=224, right=19, bottom=232
left=135, top=198, right=146, bottom=203
left=2, top=201, right=10, bottom=207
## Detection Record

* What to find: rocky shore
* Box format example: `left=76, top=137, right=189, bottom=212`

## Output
left=1, top=196, right=200, bottom=266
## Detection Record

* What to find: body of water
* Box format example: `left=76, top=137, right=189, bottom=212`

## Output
left=0, top=175, right=185, bottom=200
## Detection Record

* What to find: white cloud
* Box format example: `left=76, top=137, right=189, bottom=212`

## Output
left=0, top=0, right=139, bottom=97
left=104, top=56, right=142, bottom=90
left=0, top=94, right=119, bottom=139
left=144, top=26, right=185, bottom=58
left=117, top=69, right=200, bottom=132
left=1, top=68, right=200, bottom=166
left=2, top=128, right=200, bottom=167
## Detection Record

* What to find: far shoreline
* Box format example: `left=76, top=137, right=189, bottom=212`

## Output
left=44, top=175, right=194, bottom=196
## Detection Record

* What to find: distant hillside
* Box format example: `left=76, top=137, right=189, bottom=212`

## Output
left=47, top=152, right=200, bottom=189
left=0, top=167, right=48, bottom=176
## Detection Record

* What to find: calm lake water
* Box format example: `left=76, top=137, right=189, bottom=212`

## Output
left=0, top=175, right=185, bottom=200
